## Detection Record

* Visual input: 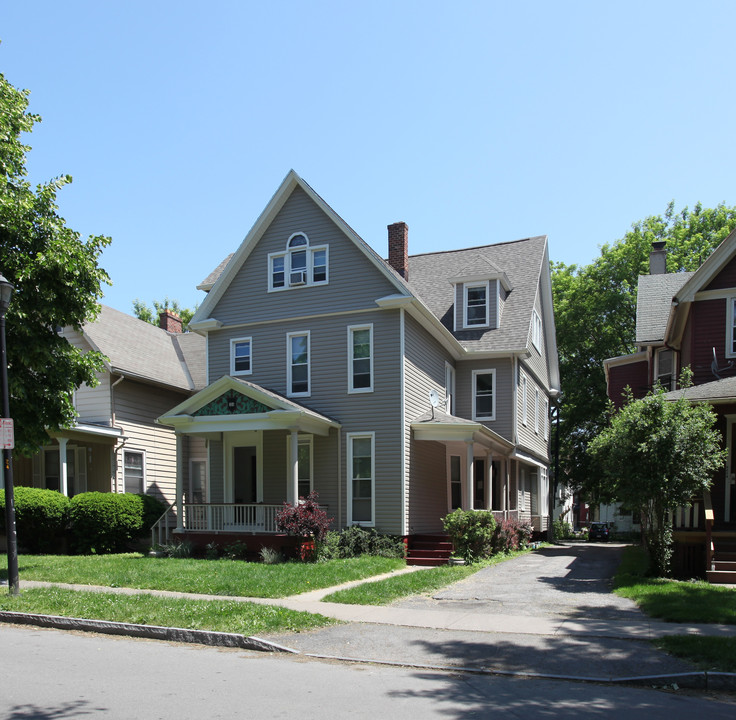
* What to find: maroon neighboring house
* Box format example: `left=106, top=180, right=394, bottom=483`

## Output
left=604, top=233, right=736, bottom=582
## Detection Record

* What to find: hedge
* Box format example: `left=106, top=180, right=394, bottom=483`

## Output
left=0, top=487, right=70, bottom=553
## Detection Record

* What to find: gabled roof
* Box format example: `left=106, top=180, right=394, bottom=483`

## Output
left=635, top=272, right=694, bottom=344
left=407, top=236, right=550, bottom=353
left=81, top=305, right=205, bottom=392
left=191, top=170, right=412, bottom=327
left=663, top=375, right=736, bottom=404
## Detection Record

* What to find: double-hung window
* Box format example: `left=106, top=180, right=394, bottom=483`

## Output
left=534, top=388, right=540, bottom=434
left=655, top=347, right=675, bottom=390
left=348, top=324, right=373, bottom=393
left=348, top=432, right=374, bottom=525
left=464, top=282, right=488, bottom=327
left=472, top=369, right=496, bottom=421
left=123, top=450, right=145, bottom=494
left=531, top=310, right=542, bottom=352
left=520, top=372, right=528, bottom=426
left=287, top=331, right=310, bottom=397
left=230, top=337, right=252, bottom=375
left=269, top=233, right=329, bottom=291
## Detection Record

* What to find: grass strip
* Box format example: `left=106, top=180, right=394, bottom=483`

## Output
left=324, top=549, right=532, bottom=605
left=613, top=545, right=736, bottom=625
left=0, top=586, right=335, bottom=635
left=1, top=554, right=404, bottom=598
left=614, top=545, right=736, bottom=674
left=654, top=636, right=736, bottom=674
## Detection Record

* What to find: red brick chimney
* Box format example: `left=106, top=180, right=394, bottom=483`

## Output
left=388, top=222, right=409, bottom=280
left=159, top=309, right=183, bottom=334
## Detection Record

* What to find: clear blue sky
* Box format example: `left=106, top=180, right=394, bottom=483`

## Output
left=3, top=1, right=735, bottom=315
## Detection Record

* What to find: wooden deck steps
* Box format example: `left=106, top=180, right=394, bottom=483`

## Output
left=706, top=543, right=736, bottom=584
left=406, top=534, right=454, bottom=567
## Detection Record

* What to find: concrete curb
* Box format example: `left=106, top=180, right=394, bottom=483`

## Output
left=0, top=611, right=297, bottom=654
left=2, top=610, right=736, bottom=691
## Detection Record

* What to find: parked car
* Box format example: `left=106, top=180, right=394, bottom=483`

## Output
left=588, top=522, right=610, bottom=542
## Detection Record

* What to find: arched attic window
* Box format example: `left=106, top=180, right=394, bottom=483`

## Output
left=269, top=232, right=328, bottom=290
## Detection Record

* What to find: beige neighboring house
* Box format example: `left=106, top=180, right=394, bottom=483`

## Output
left=14, top=306, right=205, bottom=507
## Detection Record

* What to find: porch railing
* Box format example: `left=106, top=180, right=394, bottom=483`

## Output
left=151, top=503, right=177, bottom=547
left=182, top=503, right=283, bottom=533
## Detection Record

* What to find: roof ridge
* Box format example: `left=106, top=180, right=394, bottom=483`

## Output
left=406, top=235, right=546, bottom=260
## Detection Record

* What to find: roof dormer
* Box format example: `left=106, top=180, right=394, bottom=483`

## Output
left=449, top=262, right=512, bottom=331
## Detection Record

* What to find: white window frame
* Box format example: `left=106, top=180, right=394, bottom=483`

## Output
left=347, top=432, right=375, bottom=526
left=348, top=324, right=373, bottom=394
left=286, top=434, right=313, bottom=499
left=534, top=388, right=540, bottom=435
left=230, top=337, right=253, bottom=376
left=544, top=398, right=549, bottom=441
left=472, top=369, right=496, bottom=421
left=268, top=232, right=329, bottom=292
left=188, top=457, right=208, bottom=504
left=520, top=372, right=528, bottom=426
left=445, top=362, right=456, bottom=415
left=531, top=309, right=542, bottom=352
left=728, top=297, right=736, bottom=359
left=123, top=449, right=146, bottom=495
left=287, top=331, right=310, bottom=397
left=654, top=347, right=676, bottom=390
left=464, top=281, right=489, bottom=328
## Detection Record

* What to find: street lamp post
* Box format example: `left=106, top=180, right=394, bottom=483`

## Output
left=0, top=272, right=19, bottom=595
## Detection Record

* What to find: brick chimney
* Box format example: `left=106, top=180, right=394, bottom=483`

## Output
left=388, top=222, right=409, bottom=280
left=159, top=309, right=183, bottom=334
left=650, top=241, right=667, bottom=275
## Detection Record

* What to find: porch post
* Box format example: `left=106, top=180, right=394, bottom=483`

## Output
left=486, top=452, right=493, bottom=510
left=465, top=440, right=474, bottom=510
left=176, top=434, right=184, bottom=532
left=290, top=429, right=299, bottom=506
left=58, top=438, right=69, bottom=497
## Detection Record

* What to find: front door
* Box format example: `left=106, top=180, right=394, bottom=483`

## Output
left=233, top=446, right=257, bottom=504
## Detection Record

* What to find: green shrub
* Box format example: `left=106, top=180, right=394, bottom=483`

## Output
left=316, top=530, right=341, bottom=561
left=222, top=540, right=249, bottom=560
left=158, top=540, right=194, bottom=558
left=553, top=518, right=574, bottom=540
left=68, top=492, right=146, bottom=554
left=259, top=546, right=283, bottom=564
left=0, top=487, right=70, bottom=554
left=336, top=526, right=405, bottom=559
left=442, top=509, right=497, bottom=563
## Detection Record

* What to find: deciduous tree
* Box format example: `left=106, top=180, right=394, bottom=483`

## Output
left=0, top=73, right=110, bottom=456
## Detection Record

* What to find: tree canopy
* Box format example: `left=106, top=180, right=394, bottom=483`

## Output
left=587, top=373, right=725, bottom=576
left=0, top=73, right=111, bottom=456
left=132, top=298, right=196, bottom=332
left=552, top=202, right=736, bottom=493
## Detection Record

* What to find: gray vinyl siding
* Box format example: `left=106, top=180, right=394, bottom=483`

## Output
left=63, top=329, right=112, bottom=424
left=524, top=285, right=551, bottom=388
left=112, top=382, right=187, bottom=505
left=207, top=309, right=403, bottom=533
left=516, top=365, right=550, bottom=462
left=455, top=358, right=514, bottom=441
left=404, top=313, right=454, bottom=532
left=210, top=187, right=398, bottom=327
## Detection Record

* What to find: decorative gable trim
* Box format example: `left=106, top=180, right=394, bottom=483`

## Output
left=193, top=391, right=270, bottom=417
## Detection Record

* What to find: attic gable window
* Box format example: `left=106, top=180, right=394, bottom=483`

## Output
left=531, top=310, right=542, bottom=352
left=269, top=232, right=329, bottom=291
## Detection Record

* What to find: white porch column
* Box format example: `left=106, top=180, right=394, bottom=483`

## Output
left=176, top=434, right=184, bottom=532
left=465, top=441, right=474, bottom=510
left=290, top=429, right=299, bottom=506
left=486, top=453, right=493, bottom=510
left=58, top=438, right=69, bottom=497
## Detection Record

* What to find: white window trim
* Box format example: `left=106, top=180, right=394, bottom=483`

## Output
left=347, top=431, right=375, bottom=527
left=728, top=297, right=736, bottom=359
left=188, top=457, right=208, bottom=504
left=445, top=362, right=456, bottom=415
left=230, top=336, right=253, bottom=376
left=532, top=309, right=542, bottom=352
left=654, top=346, right=677, bottom=390
left=348, top=323, right=374, bottom=394
left=463, top=281, right=490, bottom=329
left=287, top=331, right=311, bottom=398
left=268, top=232, right=329, bottom=292
left=286, top=434, right=313, bottom=498
left=534, top=388, right=540, bottom=435
left=472, top=369, right=496, bottom=421
left=520, top=372, right=528, bottom=426
left=544, top=398, right=549, bottom=441
left=122, top=448, right=146, bottom=495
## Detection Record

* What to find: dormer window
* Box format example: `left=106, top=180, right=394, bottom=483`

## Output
left=269, top=233, right=329, bottom=291
left=465, top=282, right=489, bottom=327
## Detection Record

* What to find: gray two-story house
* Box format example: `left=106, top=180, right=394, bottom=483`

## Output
left=158, top=171, right=560, bottom=554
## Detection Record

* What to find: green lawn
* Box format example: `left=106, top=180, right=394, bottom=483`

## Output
left=324, top=549, right=533, bottom=605
left=0, top=553, right=404, bottom=598
left=0, top=586, right=335, bottom=635
left=614, top=545, right=736, bottom=673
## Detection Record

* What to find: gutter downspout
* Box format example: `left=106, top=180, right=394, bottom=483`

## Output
left=111, top=375, right=125, bottom=492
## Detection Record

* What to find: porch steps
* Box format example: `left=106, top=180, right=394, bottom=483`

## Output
left=706, top=543, right=736, bottom=584
left=406, top=534, right=453, bottom=567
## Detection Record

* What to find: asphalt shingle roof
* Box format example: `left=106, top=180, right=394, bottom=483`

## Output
left=82, top=305, right=205, bottom=392
left=635, top=272, right=694, bottom=344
